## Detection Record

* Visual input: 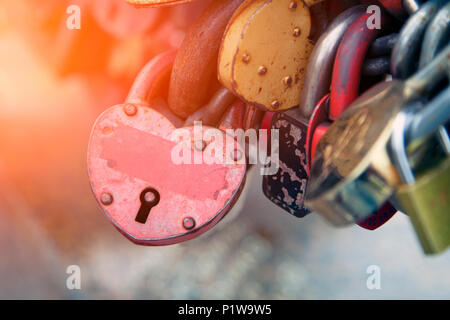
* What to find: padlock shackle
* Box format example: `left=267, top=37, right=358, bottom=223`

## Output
left=299, top=5, right=366, bottom=119
left=362, top=56, right=391, bottom=77
left=406, top=86, right=450, bottom=144
left=391, top=86, right=450, bottom=185
left=243, top=105, right=264, bottom=131
left=218, top=99, right=246, bottom=131
left=419, top=2, right=450, bottom=69
left=184, top=87, right=236, bottom=127
left=330, top=10, right=390, bottom=120
left=306, top=94, right=330, bottom=173
left=391, top=0, right=445, bottom=79
left=125, top=49, right=177, bottom=105
left=199, top=88, right=236, bottom=127
left=368, top=33, right=399, bottom=58
left=391, top=109, right=419, bottom=184
left=404, top=43, right=450, bottom=101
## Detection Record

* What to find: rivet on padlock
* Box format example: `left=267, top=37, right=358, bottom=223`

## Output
left=390, top=87, right=450, bottom=254
left=87, top=50, right=247, bottom=245
left=305, top=44, right=450, bottom=226
left=262, top=5, right=366, bottom=218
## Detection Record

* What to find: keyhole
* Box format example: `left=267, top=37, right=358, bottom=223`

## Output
left=135, top=188, right=160, bottom=224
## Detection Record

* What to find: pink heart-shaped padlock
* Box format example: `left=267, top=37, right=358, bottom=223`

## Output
left=88, top=103, right=246, bottom=245
left=87, top=50, right=246, bottom=245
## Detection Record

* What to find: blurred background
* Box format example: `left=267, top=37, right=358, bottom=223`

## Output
left=0, top=0, right=449, bottom=299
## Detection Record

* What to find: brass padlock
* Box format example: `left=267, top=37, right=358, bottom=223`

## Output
left=305, top=44, right=450, bottom=225
left=390, top=87, right=450, bottom=254
left=218, top=0, right=325, bottom=112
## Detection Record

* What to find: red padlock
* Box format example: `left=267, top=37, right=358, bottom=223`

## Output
left=306, top=94, right=331, bottom=173
left=330, top=10, right=392, bottom=120
left=87, top=50, right=247, bottom=245
left=260, top=112, right=274, bottom=132
left=307, top=11, right=397, bottom=230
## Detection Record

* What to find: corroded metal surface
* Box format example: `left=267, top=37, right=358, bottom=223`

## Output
left=262, top=112, right=310, bottom=218
left=88, top=104, right=246, bottom=245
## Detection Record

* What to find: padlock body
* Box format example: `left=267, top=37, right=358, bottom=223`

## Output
left=396, top=157, right=450, bottom=254
left=262, top=110, right=310, bottom=218
left=88, top=103, right=246, bottom=245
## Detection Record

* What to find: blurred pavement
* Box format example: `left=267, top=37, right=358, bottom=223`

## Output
left=0, top=0, right=448, bottom=300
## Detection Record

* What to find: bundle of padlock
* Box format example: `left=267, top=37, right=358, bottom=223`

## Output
left=87, top=0, right=449, bottom=254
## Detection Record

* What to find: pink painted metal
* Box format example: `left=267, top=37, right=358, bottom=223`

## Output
left=260, top=112, right=274, bottom=132
left=87, top=51, right=246, bottom=245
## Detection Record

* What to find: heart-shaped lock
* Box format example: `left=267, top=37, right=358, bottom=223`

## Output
left=87, top=50, right=246, bottom=245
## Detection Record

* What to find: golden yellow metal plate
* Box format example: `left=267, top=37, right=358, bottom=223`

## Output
left=218, top=0, right=317, bottom=112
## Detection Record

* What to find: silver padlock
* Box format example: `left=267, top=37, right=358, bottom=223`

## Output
left=391, top=0, right=446, bottom=79
left=305, top=44, right=450, bottom=226
left=419, top=1, right=450, bottom=69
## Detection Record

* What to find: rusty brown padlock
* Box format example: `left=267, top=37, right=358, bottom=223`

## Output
left=167, top=0, right=245, bottom=118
